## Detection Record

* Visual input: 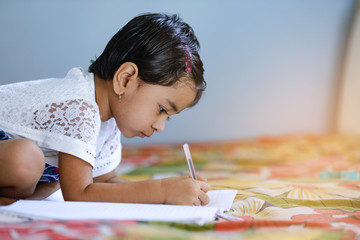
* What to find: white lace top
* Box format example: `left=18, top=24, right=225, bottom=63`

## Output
left=0, top=68, right=121, bottom=177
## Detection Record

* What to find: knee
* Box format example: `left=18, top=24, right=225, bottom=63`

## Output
left=0, top=139, right=45, bottom=198
left=8, top=139, right=45, bottom=182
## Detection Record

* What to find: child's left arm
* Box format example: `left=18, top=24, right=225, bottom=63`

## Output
left=93, top=171, right=129, bottom=183
left=58, top=152, right=210, bottom=205
left=94, top=172, right=208, bottom=184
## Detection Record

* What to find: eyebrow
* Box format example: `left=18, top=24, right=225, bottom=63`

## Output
left=167, top=100, right=178, bottom=113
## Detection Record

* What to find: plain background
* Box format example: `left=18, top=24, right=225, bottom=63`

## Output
left=337, top=3, right=360, bottom=135
left=0, top=0, right=356, bottom=145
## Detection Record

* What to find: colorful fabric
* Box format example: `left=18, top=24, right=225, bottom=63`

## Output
left=0, top=130, right=9, bottom=140
left=38, top=164, right=59, bottom=182
left=1, top=134, right=360, bottom=239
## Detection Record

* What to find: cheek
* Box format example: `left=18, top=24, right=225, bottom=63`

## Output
left=117, top=102, right=155, bottom=131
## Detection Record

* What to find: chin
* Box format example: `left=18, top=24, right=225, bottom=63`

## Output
left=121, top=132, right=134, bottom=138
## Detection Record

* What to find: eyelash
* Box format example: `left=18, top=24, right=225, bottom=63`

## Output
left=160, top=106, right=171, bottom=121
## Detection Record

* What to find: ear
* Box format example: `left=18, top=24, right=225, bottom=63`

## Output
left=113, top=62, right=139, bottom=96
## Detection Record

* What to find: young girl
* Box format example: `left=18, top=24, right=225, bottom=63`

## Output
left=0, top=13, right=210, bottom=206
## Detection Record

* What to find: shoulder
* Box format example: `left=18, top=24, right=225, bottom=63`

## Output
left=1, top=68, right=101, bottom=143
left=0, top=68, right=95, bottom=104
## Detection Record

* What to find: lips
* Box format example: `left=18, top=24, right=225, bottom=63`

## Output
left=139, top=132, right=149, bottom=138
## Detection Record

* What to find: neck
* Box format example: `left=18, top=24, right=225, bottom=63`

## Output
left=94, top=75, right=112, bottom=121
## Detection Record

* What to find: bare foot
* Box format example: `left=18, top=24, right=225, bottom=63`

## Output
left=24, top=181, right=60, bottom=200
left=0, top=197, right=17, bottom=206
left=0, top=182, right=60, bottom=204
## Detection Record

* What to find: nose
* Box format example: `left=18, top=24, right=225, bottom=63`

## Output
left=152, top=115, right=167, bottom=133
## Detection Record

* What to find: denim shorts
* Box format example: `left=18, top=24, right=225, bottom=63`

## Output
left=0, top=130, right=9, bottom=140
left=0, top=129, right=59, bottom=182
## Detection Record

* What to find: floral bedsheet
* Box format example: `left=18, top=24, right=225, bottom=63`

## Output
left=1, top=134, right=360, bottom=239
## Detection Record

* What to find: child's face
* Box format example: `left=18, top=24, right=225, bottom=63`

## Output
left=113, top=79, right=196, bottom=139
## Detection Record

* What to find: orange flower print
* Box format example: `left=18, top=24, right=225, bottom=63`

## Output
left=292, top=209, right=360, bottom=225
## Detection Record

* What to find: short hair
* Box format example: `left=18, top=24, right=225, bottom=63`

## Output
left=89, top=13, right=206, bottom=107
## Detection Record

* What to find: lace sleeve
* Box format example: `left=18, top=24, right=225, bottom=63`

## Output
left=0, top=68, right=101, bottom=167
left=28, top=99, right=101, bottom=165
left=30, top=99, right=98, bottom=144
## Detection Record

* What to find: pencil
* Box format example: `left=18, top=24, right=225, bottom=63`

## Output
left=183, top=143, right=197, bottom=180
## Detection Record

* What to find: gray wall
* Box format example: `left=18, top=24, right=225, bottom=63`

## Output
left=0, top=0, right=355, bottom=145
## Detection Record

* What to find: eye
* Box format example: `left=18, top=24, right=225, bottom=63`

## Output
left=159, top=106, right=167, bottom=114
left=159, top=106, right=171, bottom=121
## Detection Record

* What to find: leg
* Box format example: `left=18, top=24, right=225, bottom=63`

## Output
left=0, top=196, right=17, bottom=206
left=0, top=139, right=45, bottom=198
left=25, top=181, right=60, bottom=200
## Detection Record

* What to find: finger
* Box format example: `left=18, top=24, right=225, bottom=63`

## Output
left=183, top=173, right=192, bottom=179
left=183, top=173, right=208, bottom=182
left=199, top=181, right=210, bottom=192
left=199, top=191, right=210, bottom=206
left=196, top=174, right=208, bottom=182
left=193, top=197, right=202, bottom=206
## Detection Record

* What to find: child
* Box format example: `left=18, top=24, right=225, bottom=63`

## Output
left=0, top=13, right=210, bottom=206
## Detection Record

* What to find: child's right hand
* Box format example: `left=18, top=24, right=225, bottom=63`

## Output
left=160, top=175, right=210, bottom=206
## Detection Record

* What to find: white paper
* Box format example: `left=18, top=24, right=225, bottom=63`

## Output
left=206, top=190, right=237, bottom=211
left=0, top=190, right=237, bottom=225
left=43, top=189, right=64, bottom=201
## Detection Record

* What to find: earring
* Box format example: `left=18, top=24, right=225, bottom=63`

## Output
left=118, top=93, right=123, bottom=102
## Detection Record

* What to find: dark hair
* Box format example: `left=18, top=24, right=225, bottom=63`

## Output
left=89, top=13, right=206, bottom=107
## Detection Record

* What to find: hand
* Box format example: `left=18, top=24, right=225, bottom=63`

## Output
left=183, top=173, right=208, bottom=182
left=160, top=175, right=210, bottom=206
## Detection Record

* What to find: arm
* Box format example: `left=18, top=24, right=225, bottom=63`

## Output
left=58, top=152, right=210, bottom=205
left=93, top=170, right=129, bottom=183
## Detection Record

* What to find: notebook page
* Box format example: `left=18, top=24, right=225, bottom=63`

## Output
left=206, top=190, right=237, bottom=211
left=0, top=190, right=238, bottom=225
left=0, top=200, right=220, bottom=225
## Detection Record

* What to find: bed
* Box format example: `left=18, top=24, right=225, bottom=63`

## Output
left=1, top=134, right=359, bottom=239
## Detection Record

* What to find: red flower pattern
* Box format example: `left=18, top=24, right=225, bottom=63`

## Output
left=292, top=209, right=360, bottom=225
